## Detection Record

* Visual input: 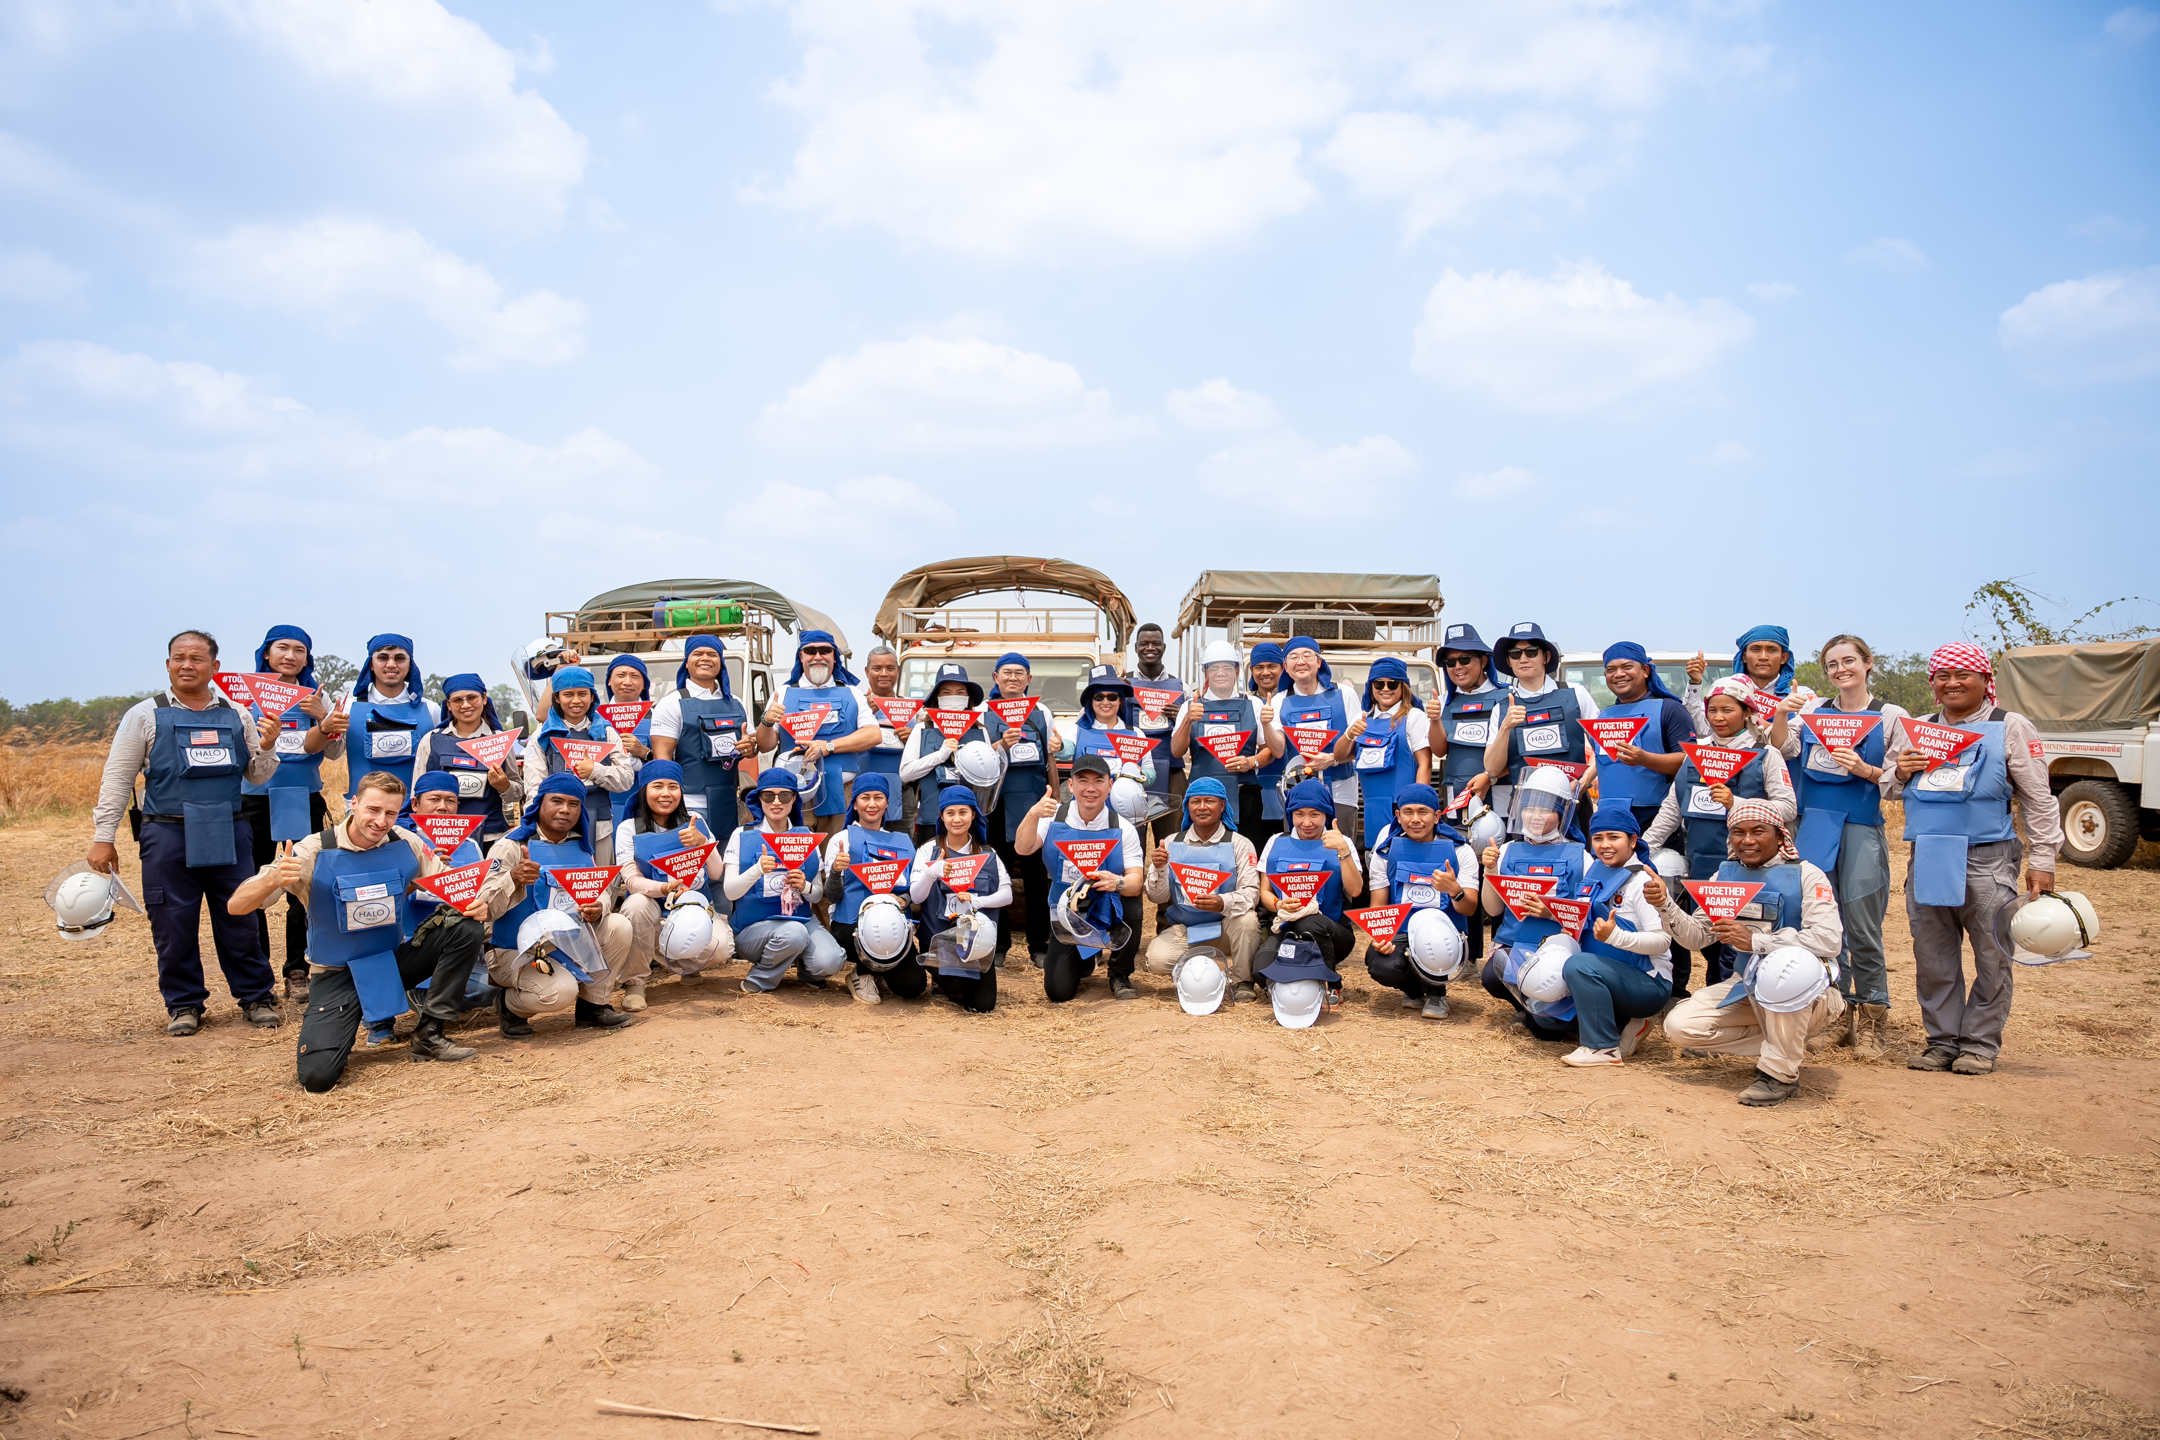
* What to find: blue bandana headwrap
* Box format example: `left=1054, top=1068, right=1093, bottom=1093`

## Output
left=1247, top=640, right=1285, bottom=696
left=355, top=632, right=415, bottom=699
left=786, top=630, right=859, bottom=688
left=605, top=654, right=651, bottom=701
left=254, top=625, right=316, bottom=691
left=932, top=783, right=990, bottom=846
left=1588, top=802, right=1654, bottom=867
left=1283, top=777, right=1336, bottom=820
left=630, top=759, right=700, bottom=834
left=675, top=636, right=734, bottom=699
left=1182, top=775, right=1229, bottom=830
left=1283, top=636, right=1335, bottom=689
left=1386, top=782, right=1465, bottom=846
left=545, top=666, right=600, bottom=729
left=848, top=771, right=895, bottom=823
left=1601, top=642, right=1681, bottom=704
left=507, top=770, right=594, bottom=852
left=640, top=759, right=684, bottom=790
left=1361, top=655, right=1410, bottom=712
left=1733, top=625, right=1795, bottom=696
left=411, top=769, right=460, bottom=799
left=995, top=652, right=1031, bottom=673
left=435, top=672, right=503, bottom=731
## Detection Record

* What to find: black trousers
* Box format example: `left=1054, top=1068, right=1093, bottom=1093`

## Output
left=990, top=829, right=1050, bottom=955
left=1237, top=788, right=1282, bottom=852
left=141, top=816, right=275, bottom=1013
left=834, top=923, right=995, bottom=1011
left=1042, top=923, right=1143, bottom=1003
left=1479, top=953, right=1578, bottom=1042
left=240, top=791, right=329, bottom=975
left=1366, top=942, right=1442, bottom=999
left=295, top=916, right=487, bottom=1093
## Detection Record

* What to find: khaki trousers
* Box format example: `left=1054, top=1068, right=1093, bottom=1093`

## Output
left=1144, top=911, right=1263, bottom=981
left=484, top=947, right=580, bottom=1019
left=1663, top=978, right=1845, bottom=1084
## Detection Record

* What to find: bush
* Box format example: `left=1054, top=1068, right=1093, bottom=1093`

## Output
left=0, top=693, right=156, bottom=742
left=1794, top=651, right=1934, bottom=716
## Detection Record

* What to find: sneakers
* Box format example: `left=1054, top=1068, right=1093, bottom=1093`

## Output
left=284, top=971, right=309, bottom=1002
left=1110, top=975, right=1138, bottom=1001
left=1950, top=1051, right=1996, bottom=1075
left=242, top=1000, right=282, bottom=1029
left=166, top=1008, right=202, bottom=1037
left=621, top=979, right=648, bottom=1013
left=574, top=998, right=631, bottom=1029
left=1908, top=1045, right=1958, bottom=1072
left=1029, top=949, right=1047, bottom=971
left=850, top=969, right=882, bottom=1005
left=1618, top=1016, right=1651, bottom=1058
left=1737, top=1069, right=1801, bottom=1106
left=496, top=987, right=534, bottom=1039
left=1421, top=996, right=1450, bottom=1020
left=1400, top=993, right=1422, bottom=1009
left=362, top=1021, right=396, bottom=1047
left=409, top=1020, right=477, bottom=1063
left=1231, top=981, right=1258, bottom=1004
left=1561, top=1046, right=1622, bottom=1067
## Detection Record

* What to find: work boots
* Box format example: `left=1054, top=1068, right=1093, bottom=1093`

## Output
left=410, top=1018, right=477, bottom=1063
left=1852, top=1004, right=1889, bottom=1059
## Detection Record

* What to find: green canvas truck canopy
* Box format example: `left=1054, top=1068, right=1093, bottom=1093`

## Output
left=575, top=579, right=851, bottom=655
left=1993, top=640, right=2160, bottom=733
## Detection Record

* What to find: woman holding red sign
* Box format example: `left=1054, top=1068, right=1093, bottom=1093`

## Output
left=237, top=624, right=342, bottom=1000
left=616, top=760, right=733, bottom=1009
left=900, top=663, right=993, bottom=844
left=985, top=653, right=1056, bottom=967
left=1793, top=636, right=1906, bottom=1055
left=1258, top=778, right=1364, bottom=998
left=412, top=674, right=523, bottom=851
left=601, top=656, right=655, bottom=826
left=908, top=784, right=1011, bottom=1012
left=723, top=768, right=849, bottom=992
left=1056, top=665, right=1157, bottom=789
left=521, top=666, right=638, bottom=866
left=1340, top=655, right=1431, bottom=850
left=821, top=772, right=921, bottom=1003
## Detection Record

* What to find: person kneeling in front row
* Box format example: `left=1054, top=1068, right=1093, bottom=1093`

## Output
left=1142, top=776, right=1263, bottom=999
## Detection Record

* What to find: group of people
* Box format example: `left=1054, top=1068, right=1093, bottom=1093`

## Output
left=80, top=616, right=2062, bottom=1106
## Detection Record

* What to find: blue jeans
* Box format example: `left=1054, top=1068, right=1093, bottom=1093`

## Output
left=1561, top=951, right=1672, bottom=1049
left=736, top=918, right=847, bottom=991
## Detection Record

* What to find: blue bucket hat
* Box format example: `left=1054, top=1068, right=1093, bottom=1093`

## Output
left=675, top=636, right=734, bottom=699
left=1498, top=622, right=1558, bottom=670
left=1733, top=625, right=1795, bottom=696
left=786, top=630, right=859, bottom=688
left=1435, top=623, right=1493, bottom=698
left=929, top=662, right=984, bottom=708
left=1259, top=935, right=1339, bottom=986
left=1079, top=663, right=1131, bottom=719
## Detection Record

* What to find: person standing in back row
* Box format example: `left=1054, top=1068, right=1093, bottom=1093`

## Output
left=342, top=634, right=438, bottom=801
left=1274, top=637, right=1364, bottom=845
left=1240, top=642, right=1289, bottom=849
left=236, top=624, right=342, bottom=1001
left=1125, top=623, right=1188, bottom=866
left=1482, top=621, right=1599, bottom=827
left=985, top=653, right=1056, bottom=967
left=757, top=631, right=881, bottom=838
left=648, top=636, right=751, bottom=843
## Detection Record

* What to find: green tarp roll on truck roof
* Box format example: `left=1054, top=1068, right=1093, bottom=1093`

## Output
left=1993, top=640, right=2160, bottom=734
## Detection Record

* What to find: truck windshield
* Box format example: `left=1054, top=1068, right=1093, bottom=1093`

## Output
left=1562, top=659, right=1730, bottom=708
left=901, top=656, right=1095, bottom=711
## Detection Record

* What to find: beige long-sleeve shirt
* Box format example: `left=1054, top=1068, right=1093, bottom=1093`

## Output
left=1654, top=858, right=1843, bottom=962
left=1642, top=730, right=1795, bottom=852
left=93, top=690, right=281, bottom=843
left=248, top=820, right=520, bottom=920
left=521, top=721, right=638, bottom=800
left=1881, top=707, right=2061, bottom=871
left=1142, top=823, right=1260, bottom=917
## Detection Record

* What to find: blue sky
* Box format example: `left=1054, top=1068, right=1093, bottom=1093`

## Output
left=2, top=0, right=2155, bottom=701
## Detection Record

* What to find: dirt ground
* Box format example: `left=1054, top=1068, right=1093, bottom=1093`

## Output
left=3, top=812, right=2158, bottom=1440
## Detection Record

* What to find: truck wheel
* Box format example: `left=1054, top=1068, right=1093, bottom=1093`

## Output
left=2058, top=780, right=2140, bottom=870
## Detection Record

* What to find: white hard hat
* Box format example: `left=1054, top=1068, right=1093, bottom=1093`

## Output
left=1653, top=848, right=1688, bottom=882
left=1109, top=776, right=1152, bottom=822
left=1746, top=945, right=1829, bottom=1013
left=1200, top=641, right=1240, bottom=669
left=780, top=750, right=824, bottom=808
left=935, top=911, right=998, bottom=970
left=658, top=894, right=717, bottom=970
left=1404, top=908, right=1464, bottom=983
left=1270, top=978, right=1326, bottom=1029
left=1174, top=949, right=1228, bottom=1015
left=1277, top=752, right=1312, bottom=796
left=954, top=739, right=1006, bottom=788
left=50, top=870, right=118, bottom=941
left=1520, top=765, right=1578, bottom=802
left=523, top=636, right=562, bottom=660
left=2008, top=891, right=2099, bottom=961
left=855, top=893, right=914, bottom=963
left=1520, top=933, right=1579, bottom=1002
left=1468, top=807, right=1506, bottom=853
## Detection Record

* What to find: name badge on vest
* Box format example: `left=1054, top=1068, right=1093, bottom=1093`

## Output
left=1805, top=743, right=1847, bottom=776
left=1010, top=742, right=1041, bottom=764
left=371, top=730, right=413, bottom=760
left=346, top=883, right=395, bottom=930
left=1355, top=742, right=1390, bottom=771
left=184, top=734, right=234, bottom=767
left=1404, top=881, right=1439, bottom=907
left=549, top=885, right=581, bottom=914
left=1914, top=757, right=1975, bottom=794
left=274, top=726, right=309, bottom=757
left=700, top=717, right=740, bottom=756
left=1686, top=786, right=1727, bottom=816
left=1522, top=715, right=1562, bottom=753
left=455, top=772, right=487, bottom=799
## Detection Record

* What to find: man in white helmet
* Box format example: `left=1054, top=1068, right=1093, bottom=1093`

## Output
left=1652, top=801, right=1844, bottom=1107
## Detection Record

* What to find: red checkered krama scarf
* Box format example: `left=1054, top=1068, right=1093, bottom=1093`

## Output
left=1927, top=642, right=1996, bottom=708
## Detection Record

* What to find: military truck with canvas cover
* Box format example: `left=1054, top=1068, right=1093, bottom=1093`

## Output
left=1993, top=639, right=2160, bottom=869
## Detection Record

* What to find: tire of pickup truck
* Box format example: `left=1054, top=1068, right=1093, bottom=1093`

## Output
left=2058, top=780, right=2140, bottom=870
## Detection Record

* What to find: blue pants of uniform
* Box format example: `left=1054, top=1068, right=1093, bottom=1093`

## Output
left=141, top=816, right=275, bottom=1013
left=1561, top=952, right=1672, bottom=1049
left=736, top=918, right=847, bottom=991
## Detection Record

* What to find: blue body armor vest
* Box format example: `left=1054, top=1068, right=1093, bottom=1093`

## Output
left=1901, top=712, right=2015, bottom=907
left=1504, top=686, right=1587, bottom=785
left=1438, top=685, right=1502, bottom=799
left=732, top=825, right=820, bottom=927
left=1491, top=839, right=1586, bottom=950
left=986, top=699, right=1053, bottom=839
left=1266, top=832, right=1345, bottom=923
left=1577, top=861, right=1655, bottom=974
left=1164, top=836, right=1236, bottom=943
left=1675, top=741, right=1770, bottom=880
left=1380, top=832, right=1470, bottom=934
left=1713, top=859, right=1804, bottom=1008
left=674, top=692, right=749, bottom=840
left=143, top=700, right=251, bottom=868
left=422, top=729, right=511, bottom=841
left=778, top=685, right=861, bottom=819
left=836, top=824, right=913, bottom=925
left=346, top=691, right=432, bottom=798
left=1352, top=708, right=1422, bottom=847
left=1277, top=685, right=1352, bottom=791
left=308, top=828, right=425, bottom=1024
left=1593, top=697, right=1677, bottom=809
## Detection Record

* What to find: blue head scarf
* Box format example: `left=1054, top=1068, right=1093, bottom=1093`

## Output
left=630, top=759, right=694, bottom=831
left=1247, top=640, right=1284, bottom=696
left=752, top=765, right=805, bottom=827
left=411, top=769, right=460, bottom=799
left=507, top=771, right=594, bottom=853
left=1361, top=655, right=1410, bottom=712
left=932, top=783, right=990, bottom=846
left=1283, top=777, right=1336, bottom=820
left=675, top=636, right=734, bottom=699
left=786, top=630, right=859, bottom=688
left=1387, top=782, right=1466, bottom=846
left=1601, top=642, right=1681, bottom=704
left=605, top=654, right=651, bottom=702
left=254, top=625, right=316, bottom=691
left=355, top=632, right=416, bottom=700
left=1182, top=775, right=1229, bottom=831
left=436, top=672, right=503, bottom=731
left=995, top=652, right=1031, bottom=674
left=1733, top=625, right=1795, bottom=696
left=1588, top=802, right=1654, bottom=867
left=543, top=665, right=600, bottom=733
left=1283, top=636, right=1335, bottom=689
left=847, top=771, right=895, bottom=824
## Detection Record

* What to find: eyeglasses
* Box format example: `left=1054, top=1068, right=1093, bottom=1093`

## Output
left=1369, top=679, right=1403, bottom=691
left=799, top=648, right=835, bottom=659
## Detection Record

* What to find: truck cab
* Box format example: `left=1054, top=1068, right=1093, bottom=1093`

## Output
left=1173, top=570, right=1445, bottom=700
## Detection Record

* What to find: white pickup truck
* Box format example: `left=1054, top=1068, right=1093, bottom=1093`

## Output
left=1995, top=639, right=2160, bottom=869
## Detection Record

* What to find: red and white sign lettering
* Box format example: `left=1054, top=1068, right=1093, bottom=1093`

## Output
left=411, top=813, right=483, bottom=856
left=1487, top=873, right=1559, bottom=921
left=1132, top=685, right=1181, bottom=723
left=248, top=675, right=313, bottom=719
left=1195, top=730, right=1251, bottom=765
left=1268, top=869, right=1329, bottom=907
left=416, top=860, right=490, bottom=909
left=1582, top=715, right=1650, bottom=762
left=988, top=695, right=1038, bottom=729
left=763, top=832, right=822, bottom=870
left=1543, top=894, right=1591, bottom=939
left=780, top=705, right=832, bottom=745
left=548, top=866, right=621, bottom=906
left=1441, top=789, right=1476, bottom=815
left=457, top=731, right=518, bottom=770
left=849, top=858, right=908, bottom=893
left=649, top=843, right=717, bottom=886
left=927, top=707, right=980, bottom=742
left=1900, top=717, right=1982, bottom=771
left=214, top=672, right=257, bottom=707
left=871, top=696, right=924, bottom=730
left=1107, top=732, right=1155, bottom=766
left=1681, top=743, right=1759, bottom=786
left=1287, top=725, right=1340, bottom=760
left=1352, top=903, right=1414, bottom=944
left=1170, top=863, right=1229, bottom=903
left=552, top=737, right=612, bottom=770
left=1800, top=711, right=1882, bottom=753
left=1682, top=879, right=1763, bottom=921
left=1525, top=760, right=1586, bottom=787
left=599, top=701, right=651, bottom=736
left=1742, top=687, right=1780, bottom=728
left=2029, top=740, right=2045, bottom=759
left=1055, top=837, right=1118, bottom=877
left=939, top=852, right=991, bottom=890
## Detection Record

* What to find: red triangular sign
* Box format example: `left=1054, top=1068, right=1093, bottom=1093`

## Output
left=1488, top=873, right=1559, bottom=922
left=1682, top=879, right=1763, bottom=921
left=549, top=866, right=621, bottom=906
left=780, top=705, right=832, bottom=744
left=457, top=731, right=517, bottom=769
left=1582, top=716, right=1649, bottom=762
left=849, top=858, right=908, bottom=893
left=1441, top=788, right=1476, bottom=815
left=1543, top=894, right=1591, bottom=939
left=1196, top=730, right=1250, bottom=765
left=1132, top=685, right=1182, bottom=723
left=1269, top=869, right=1329, bottom=907
left=1286, top=725, right=1340, bottom=760
left=553, top=737, right=611, bottom=768
left=764, top=832, right=822, bottom=870
left=1742, top=687, right=1781, bottom=727
left=411, top=813, right=483, bottom=856
left=870, top=696, right=923, bottom=730
left=1107, top=732, right=1154, bottom=765
left=928, top=707, right=980, bottom=742
left=1525, top=760, right=1586, bottom=787
left=214, top=672, right=257, bottom=707
left=1170, top=863, right=1229, bottom=903
left=416, top=860, right=489, bottom=909
left=1055, top=837, right=1117, bottom=877
left=1352, top=903, right=1414, bottom=944
left=1900, top=717, right=1982, bottom=771
left=988, top=695, right=1037, bottom=729
left=1681, top=743, right=1759, bottom=786
left=249, top=675, right=313, bottom=719
left=939, top=852, right=991, bottom=889
left=1801, top=711, right=1883, bottom=753
left=599, top=701, right=651, bottom=735
left=649, top=843, right=716, bottom=886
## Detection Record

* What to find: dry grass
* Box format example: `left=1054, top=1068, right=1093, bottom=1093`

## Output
left=0, top=741, right=108, bottom=825
left=0, top=1225, right=455, bottom=1301
left=1997, top=1380, right=2160, bottom=1437
left=2017, top=1233, right=2157, bottom=1307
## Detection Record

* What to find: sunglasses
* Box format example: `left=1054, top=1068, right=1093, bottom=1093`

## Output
left=1369, top=679, right=1403, bottom=690
left=800, top=648, right=835, bottom=659
left=1443, top=655, right=1483, bottom=668
left=1504, top=646, right=1544, bottom=659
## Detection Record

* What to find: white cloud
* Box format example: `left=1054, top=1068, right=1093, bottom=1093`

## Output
left=2103, top=6, right=2159, bottom=45
left=1702, top=440, right=1753, bottom=464
left=1998, top=266, right=2160, bottom=383
left=1198, top=431, right=1415, bottom=507
left=1746, top=281, right=1796, bottom=301
left=1322, top=110, right=1598, bottom=237
left=756, top=335, right=1149, bottom=449
left=1413, top=260, right=1754, bottom=413
left=0, top=245, right=85, bottom=303
left=1453, top=464, right=1539, bottom=499
left=1846, top=236, right=1927, bottom=270
left=189, top=218, right=586, bottom=367
left=1166, top=378, right=1280, bottom=432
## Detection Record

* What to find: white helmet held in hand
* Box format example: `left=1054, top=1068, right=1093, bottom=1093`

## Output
left=855, top=893, right=914, bottom=964
left=934, top=910, right=998, bottom=970
left=954, top=739, right=1006, bottom=789
left=1653, top=849, right=1688, bottom=883
left=780, top=750, right=824, bottom=809
left=1467, top=804, right=1506, bottom=854
left=659, top=891, right=719, bottom=970
left=50, top=870, right=118, bottom=940
left=1110, top=775, right=1152, bottom=822
left=2009, top=891, right=2099, bottom=961
left=1404, top=908, right=1465, bottom=983
left=1746, top=945, right=1829, bottom=1013
left=1174, top=949, right=1228, bottom=1015
left=1519, top=933, right=1579, bottom=1002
